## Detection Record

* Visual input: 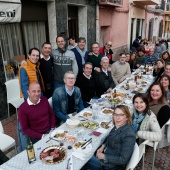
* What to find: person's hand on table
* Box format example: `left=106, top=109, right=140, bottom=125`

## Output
left=118, top=79, right=124, bottom=83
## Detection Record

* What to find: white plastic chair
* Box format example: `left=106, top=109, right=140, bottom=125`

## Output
left=0, top=121, right=17, bottom=154
left=48, top=97, right=53, bottom=108
left=126, top=143, right=139, bottom=170
left=5, top=79, right=24, bottom=117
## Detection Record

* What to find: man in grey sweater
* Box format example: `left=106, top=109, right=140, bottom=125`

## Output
left=111, top=53, right=131, bottom=85
left=51, top=35, right=78, bottom=89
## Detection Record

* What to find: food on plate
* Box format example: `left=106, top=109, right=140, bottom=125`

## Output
left=100, top=122, right=111, bottom=129
left=141, top=81, right=147, bottom=85
left=54, top=131, right=68, bottom=139
left=40, top=149, right=60, bottom=161
left=83, top=112, right=92, bottom=117
left=109, top=98, right=121, bottom=104
left=40, top=146, right=66, bottom=164
left=64, top=135, right=76, bottom=142
left=103, top=109, right=114, bottom=115
left=135, top=88, right=143, bottom=92
left=74, top=141, right=85, bottom=149
left=79, top=121, right=99, bottom=130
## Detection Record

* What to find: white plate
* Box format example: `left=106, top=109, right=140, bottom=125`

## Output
left=100, top=108, right=114, bottom=116
left=79, top=111, right=92, bottom=118
left=73, top=141, right=92, bottom=153
left=99, top=121, right=113, bottom=129
left=51, top=129, right=68, bottom=140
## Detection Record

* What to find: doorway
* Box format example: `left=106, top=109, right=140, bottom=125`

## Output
left=68, top=5, right=78, bottom=42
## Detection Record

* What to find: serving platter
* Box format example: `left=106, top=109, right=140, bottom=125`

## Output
left=40, top=145, right=66, bottom=164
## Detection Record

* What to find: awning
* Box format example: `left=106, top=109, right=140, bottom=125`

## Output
left=0, top=0, right=21, bottom=22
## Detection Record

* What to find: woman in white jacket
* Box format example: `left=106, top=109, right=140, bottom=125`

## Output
left=132, top=93, right=162, bottom=144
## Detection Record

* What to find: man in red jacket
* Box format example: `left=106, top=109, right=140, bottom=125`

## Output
left=99, top=41, right=113, bottom=64
left=18, top=82, right=55, bottom=151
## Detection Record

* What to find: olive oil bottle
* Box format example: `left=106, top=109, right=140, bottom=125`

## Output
left=26, top=136, right=36, bottom=164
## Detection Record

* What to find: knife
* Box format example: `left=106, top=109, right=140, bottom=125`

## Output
left=66, top=157, right=71, bottom=169
left=81, top=138, right=92, bottom=148
left=104, top=120, right=112, bottom=128
left=82, top=140, right=92, bottom=149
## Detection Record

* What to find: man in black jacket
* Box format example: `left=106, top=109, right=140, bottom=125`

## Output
left=76, top=62, right=96, bottom=107
left=94, top=57, right=115, bottom=97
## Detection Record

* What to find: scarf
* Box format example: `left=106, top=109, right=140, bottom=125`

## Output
left=76, top=46, right=87, bottom=65
left=131, top=109, right=145, bottom=133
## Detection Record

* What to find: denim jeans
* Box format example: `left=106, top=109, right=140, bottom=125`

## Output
left=17, top=121, right=27, bottom=152
left=54, top=82, right=64, bottom=90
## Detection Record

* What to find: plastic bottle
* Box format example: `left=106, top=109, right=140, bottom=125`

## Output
left=92, top=100, right=98, bottom=120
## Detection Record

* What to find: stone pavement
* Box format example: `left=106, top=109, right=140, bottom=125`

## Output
left=1, top=114, right=170, bottom=169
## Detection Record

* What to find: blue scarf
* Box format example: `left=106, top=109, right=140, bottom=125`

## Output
left=76, top=46, right=87, bottom=65
left=131, top=109, right=145, bottom=133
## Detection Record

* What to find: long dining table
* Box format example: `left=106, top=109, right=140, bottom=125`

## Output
left=0, top=66, right=155, bottom=170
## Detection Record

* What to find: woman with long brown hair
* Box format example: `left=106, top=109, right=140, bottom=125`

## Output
left=147, top=82, right=170, bottom=127
left=161, top=51, right=170, bottom=63
left=132, top=93, right=161, bottom=144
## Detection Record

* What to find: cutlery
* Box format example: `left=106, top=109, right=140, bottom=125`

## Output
left=104, top=120, right=112, bottom=128
left=81, top=138, right=92, bottom=148
left=82, top=140, right=92, bottom=150
left=66, top=157, right=71, bottom=169
left=46, top=137, right=60, bottom=143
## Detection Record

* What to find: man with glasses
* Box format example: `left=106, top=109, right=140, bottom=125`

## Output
left=88, top=42, right=103, bottom=69
left=52, top=71, right=84, bottom=123
left=111, top=53, right=131, bottom=85
left=99, top=41, right=113, bottom=64
left=145, top=48, right=158, bottom=65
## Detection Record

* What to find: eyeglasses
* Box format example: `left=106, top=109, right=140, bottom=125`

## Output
left=112, top=113, right=125, bottom=117
left=65, top=77, right=75, bottom=80
left=107, top=44, right=112, bottom=47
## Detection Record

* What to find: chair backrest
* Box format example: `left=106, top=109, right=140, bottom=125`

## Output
left=126, top=143, right=139, bottom=170
left=48, top=97, right=53, bottom=108
left=0, top=121, right=4, bottom=133
left=5, top=79, right=21, bottom=102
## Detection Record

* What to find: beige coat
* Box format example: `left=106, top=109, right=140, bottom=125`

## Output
left=137, top=111, right=162, bottom=143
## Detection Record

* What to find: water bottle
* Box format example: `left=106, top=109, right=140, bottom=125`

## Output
left=92, top=100, right=98, bottom=120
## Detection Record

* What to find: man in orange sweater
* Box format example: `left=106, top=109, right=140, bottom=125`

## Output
left=19, top=48, right=45, bottom=100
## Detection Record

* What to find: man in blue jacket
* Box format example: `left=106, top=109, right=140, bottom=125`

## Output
left=71, top=37, right=88, bottom=77
left=52, top=71, right=84, bottom=124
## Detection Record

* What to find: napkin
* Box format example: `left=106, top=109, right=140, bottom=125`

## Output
left=72, top=152, right=86, bottom=160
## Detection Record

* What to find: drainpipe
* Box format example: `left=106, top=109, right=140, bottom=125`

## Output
left=96, top=2, right=99, bottom=42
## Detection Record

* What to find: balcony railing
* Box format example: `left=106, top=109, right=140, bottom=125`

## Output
left=99, top=0, right=123, bottom=7
left=133, top=0, right=159, bottom=5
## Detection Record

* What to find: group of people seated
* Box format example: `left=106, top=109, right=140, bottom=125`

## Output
left=12, top=35, right=170, bottom=169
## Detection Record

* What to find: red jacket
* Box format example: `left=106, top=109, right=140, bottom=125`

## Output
left=99, top=46, right=113, bottom=63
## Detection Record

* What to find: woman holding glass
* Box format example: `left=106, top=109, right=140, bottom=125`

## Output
left=81, top=105, right=136, bottom=170
left=147, top=82, right=170, bottom=128
left=132, top=93, right=161, bottom=144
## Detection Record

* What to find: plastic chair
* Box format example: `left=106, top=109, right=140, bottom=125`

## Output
left=126, top=143, right=139, bottom=170
left=144, top=119, right=170, bottom=170
left=0, top=121, right=17, bottom=154
left=48, top=97, right=53, bottom=108
left=5, top=79, right=24, bottom=117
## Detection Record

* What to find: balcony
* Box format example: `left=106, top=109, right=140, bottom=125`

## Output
left=133, top=0, right=159, bottom=5
left=99, top=0, right=123, bottom=7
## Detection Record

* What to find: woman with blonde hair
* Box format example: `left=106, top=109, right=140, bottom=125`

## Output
left=82, top=105, right=136, bottom=170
